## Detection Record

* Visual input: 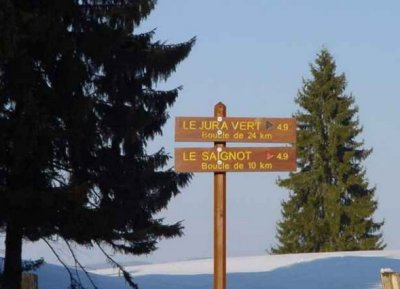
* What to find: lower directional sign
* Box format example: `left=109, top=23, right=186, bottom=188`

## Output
left=175, top=147, right=296, bottom=172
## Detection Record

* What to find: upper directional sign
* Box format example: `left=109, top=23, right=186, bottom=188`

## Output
left=175, top=117, right=296, bottom=143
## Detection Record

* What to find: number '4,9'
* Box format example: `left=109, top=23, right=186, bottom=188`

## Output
left=277, top=123, right=289, bottom=131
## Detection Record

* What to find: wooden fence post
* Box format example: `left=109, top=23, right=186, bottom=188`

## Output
left=381, top=269, right=400, bottom=289
left=21, top=273, right=38, bottom=289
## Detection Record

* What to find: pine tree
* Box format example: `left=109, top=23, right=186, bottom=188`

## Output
left=0, top=1, right=194, bottom=288
left=272, top=49, right=384, bottom=254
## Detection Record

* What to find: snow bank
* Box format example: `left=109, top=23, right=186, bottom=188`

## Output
left=92, top=250, right=400, bottom=277
left=3, top=251, right=400, bottom=289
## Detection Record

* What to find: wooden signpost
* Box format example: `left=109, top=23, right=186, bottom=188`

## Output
left=174, top=102, right=297, bottom=289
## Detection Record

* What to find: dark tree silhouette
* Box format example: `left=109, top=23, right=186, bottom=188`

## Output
left=0, top=1, right=194, bottom=288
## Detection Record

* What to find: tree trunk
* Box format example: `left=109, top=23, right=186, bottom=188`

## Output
left=1, top=223, right=22, bottom=289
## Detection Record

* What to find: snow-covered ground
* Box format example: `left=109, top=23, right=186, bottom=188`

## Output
left=3, top=250, right=400, bottom=289
left=93, top=250, right=400, bottom=277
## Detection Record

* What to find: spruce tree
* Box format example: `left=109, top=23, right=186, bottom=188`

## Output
left=272, top=49, right=384, bottom=254
left=0, top=1, right=194, bottom=288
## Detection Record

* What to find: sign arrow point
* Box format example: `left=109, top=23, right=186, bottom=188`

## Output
left=266, top=152, right=274, bottom=160
left=266, top=121, right=274, bottom=130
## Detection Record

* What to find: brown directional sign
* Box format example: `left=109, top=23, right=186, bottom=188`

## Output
left=175, top=117, right=296, bottom=143
left=175, top=147, right=296, bottom=173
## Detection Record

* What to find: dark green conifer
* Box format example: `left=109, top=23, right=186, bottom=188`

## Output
left=272, top=49, right=384, bottom=254
left=0, top=1, right=194, bottom=288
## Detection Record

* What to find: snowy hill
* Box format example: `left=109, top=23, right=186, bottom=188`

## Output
left=93, top=250, right=400, bottom=277
left=3, top=251, right=400, bottom=288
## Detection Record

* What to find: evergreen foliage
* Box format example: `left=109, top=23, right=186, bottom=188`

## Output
left=21, top=258, right=44, bottom=273
left=0, top=1, right=194, bottom=288
left=272, top=49, right=384, bottom=254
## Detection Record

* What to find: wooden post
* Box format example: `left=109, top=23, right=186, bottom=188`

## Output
left=214, top=102, right=226, bottom=289
left=381, top=270, right=400, bottom=289
left=21, top=273, right=38, bottom=289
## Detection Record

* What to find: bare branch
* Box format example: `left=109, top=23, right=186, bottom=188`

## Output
left=96, top=242, right=138, bottom=289
left=42, top=238, right=77, bottom=288
left=63, top=238, right=98, bottom=289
